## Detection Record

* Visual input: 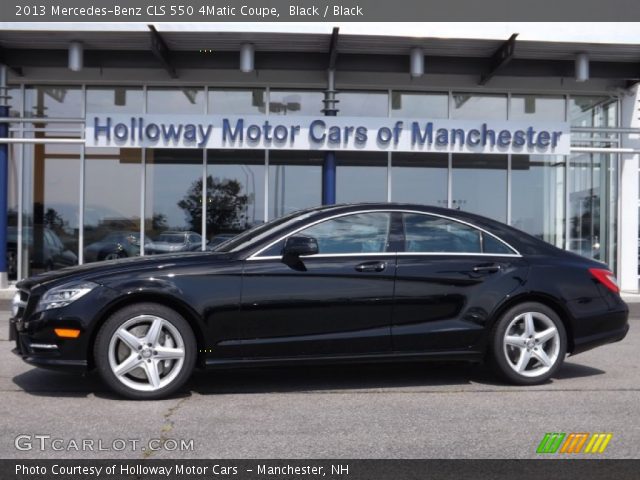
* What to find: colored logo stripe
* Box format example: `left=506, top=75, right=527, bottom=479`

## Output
left=584, top=433, right=613, bottom=453
left=560, top=433, right=589, bottom=453
left=537, top=433, right=566, bottom=453
left=537, top=433, right=613, bottom=454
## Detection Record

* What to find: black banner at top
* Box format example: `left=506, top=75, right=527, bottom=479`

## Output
left=1, top=0, right=640, bottom=22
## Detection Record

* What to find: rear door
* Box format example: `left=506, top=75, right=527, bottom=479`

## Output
left=392, top=212, right=528, bottom=352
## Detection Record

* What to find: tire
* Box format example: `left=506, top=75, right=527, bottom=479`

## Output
left=103, top=251, right=125, bottom=261
left=94, top=303, right=196, bottom=400
left=490, top=302, right=567, bottom=385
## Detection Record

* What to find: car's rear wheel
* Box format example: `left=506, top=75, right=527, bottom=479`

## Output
left=103, top=251, right=125, bottom=261
left=490, top=302, right=567, bottom=385
left=94, top=303, right=196, bottom=399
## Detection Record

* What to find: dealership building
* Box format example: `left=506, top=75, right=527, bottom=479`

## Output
left=0, top=24, right=639, bottom=291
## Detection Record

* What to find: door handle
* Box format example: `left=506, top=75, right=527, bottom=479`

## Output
left=355, top=261, right=386, bottom=273
left=472, top=263, right=502, bottom=273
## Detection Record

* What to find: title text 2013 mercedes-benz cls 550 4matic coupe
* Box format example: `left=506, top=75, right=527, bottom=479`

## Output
left=10, top=204, right=629, bottom=399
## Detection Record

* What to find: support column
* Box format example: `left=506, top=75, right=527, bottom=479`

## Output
left=322, top=152, right=336, bottom=205
left=322, top=69, right=338, bottom=205
left=619, top=83, right=640, bottom=293
left=0, top=65, right=9, bottom=288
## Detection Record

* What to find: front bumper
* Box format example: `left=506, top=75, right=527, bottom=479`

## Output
left=9, top=285, right=119, bottom=373
left=10, top=316, right=89, bottom=372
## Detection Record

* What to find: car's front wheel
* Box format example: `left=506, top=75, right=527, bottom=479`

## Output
left=490, top=302, right=567, bottom=385
left=94, top=303, right=196, bottom=399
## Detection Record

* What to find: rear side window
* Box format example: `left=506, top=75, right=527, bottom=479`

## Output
left=402, top=213, right=514, bottom=254
left=403, top=214, right=481, bottom=253
left=483, top=233, right=514, bottom=254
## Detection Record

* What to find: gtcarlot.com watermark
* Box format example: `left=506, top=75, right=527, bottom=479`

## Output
left=15, top=434, right=194, bottom=452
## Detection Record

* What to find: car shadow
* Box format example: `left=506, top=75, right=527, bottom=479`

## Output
left=11, top=360, right=606, bottom=399
left=190, top=362, right=487, bottom=394
left=553, top=362, right=606, bottom=379
left=11, top=369, right=117, bottom=399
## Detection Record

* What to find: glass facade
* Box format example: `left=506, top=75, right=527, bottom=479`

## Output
left=145, top=149, right=204, bottom=251
left=269, top=150, right=322, bottom=218
left=7, top=88, right=22, bottom=280
left=207, top=150, right=266, bottom=241
left=336, top=152, right=388, bottom=203
left=511, top=155, right=565, bottom=247
left=391, top=153, right=448, bottom=207
left=6, top=86, right=622, bottom=280
left=452, top=93, right=507, bottom=120
left=391, top=92, right=448, bottom=118
left=21, top=143, right=81, bottom=278
left=452, top=154, right=508, bottom=222
left=269, top=90, right=323, bottom=116
left=84, top=147, right=142, bottom=262
left=568, top=97, right=619, bottom=266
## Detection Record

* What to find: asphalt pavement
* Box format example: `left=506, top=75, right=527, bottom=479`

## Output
left=1, top=303, right=638, bottom=459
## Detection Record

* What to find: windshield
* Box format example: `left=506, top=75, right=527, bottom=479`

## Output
left=214, top=207, right=324, bottom=253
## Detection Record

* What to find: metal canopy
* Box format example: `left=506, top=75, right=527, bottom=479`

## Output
left=147, top=25, right=178, bottom=78
left=0, top=28, right=638, bottom=80
left=479, top=33, right=518, bottom=86
left=328, top=27, right=340, bottom=70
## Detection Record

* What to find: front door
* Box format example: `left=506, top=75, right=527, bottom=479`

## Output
left=233, top=212, right=397, bottom=358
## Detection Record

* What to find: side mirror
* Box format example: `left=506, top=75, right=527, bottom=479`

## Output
left=283, top=236, right=319, bottom=257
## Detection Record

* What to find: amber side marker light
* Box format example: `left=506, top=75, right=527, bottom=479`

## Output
left=589, top=268, right=620, bottom=294
left=54, top=328, right=81, bottom=338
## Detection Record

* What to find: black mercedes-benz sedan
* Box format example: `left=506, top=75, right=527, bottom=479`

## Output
left=10, top=204, right=629, bottom=399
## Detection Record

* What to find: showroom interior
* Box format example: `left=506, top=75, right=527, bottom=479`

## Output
left=0, top=26, right=638, bottom=291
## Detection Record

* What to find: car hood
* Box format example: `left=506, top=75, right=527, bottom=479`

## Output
left=17, top=251, right=232, bottom=291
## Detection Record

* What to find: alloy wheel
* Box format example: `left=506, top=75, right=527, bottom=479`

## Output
left=502, top=311, right=561, bottom=378
left=108, top=315, right=186, bottom=392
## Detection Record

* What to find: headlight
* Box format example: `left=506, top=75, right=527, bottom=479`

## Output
left=36, top=281, right=98, bottom=312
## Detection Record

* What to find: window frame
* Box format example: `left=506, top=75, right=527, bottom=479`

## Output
left=249, top=209, right=520, bottom=260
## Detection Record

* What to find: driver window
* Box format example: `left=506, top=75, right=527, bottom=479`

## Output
left=259, top=212, right=392, bottom=256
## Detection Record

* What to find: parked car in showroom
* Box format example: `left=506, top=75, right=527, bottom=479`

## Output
left=83, top=231, right=149, bottom=263
left=146, top=231, right=203, bottom=254
left=6, top=226, right=78, bottom=279
left=10, top=203, right=628, bottom=399
left=206, top=233, right=237, bottom=250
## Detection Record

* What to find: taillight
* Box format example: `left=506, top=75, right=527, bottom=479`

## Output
left=589, top=268, right=620, bottom=294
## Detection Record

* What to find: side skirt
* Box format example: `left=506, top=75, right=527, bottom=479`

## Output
left=203, top=350, right=483, bottom=370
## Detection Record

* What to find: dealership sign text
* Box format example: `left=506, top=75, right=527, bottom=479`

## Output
left=86, top=114, right=570, bottom=155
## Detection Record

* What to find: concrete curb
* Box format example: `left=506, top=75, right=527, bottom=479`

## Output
left=621, top=293, right=640, bottom=303
left=0, top=286, right=17, bottom=300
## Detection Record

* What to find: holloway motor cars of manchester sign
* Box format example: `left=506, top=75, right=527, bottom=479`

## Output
left=85, top=114, right=571, bottom=155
